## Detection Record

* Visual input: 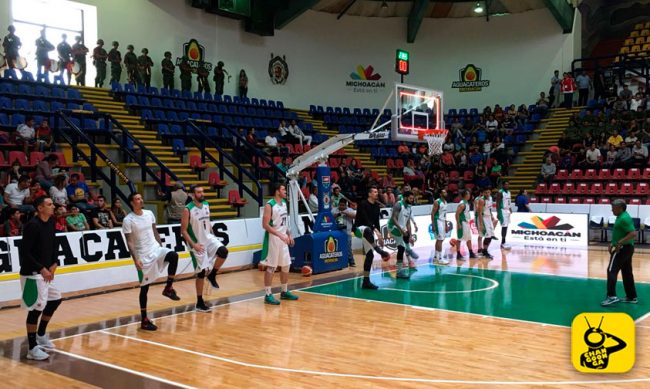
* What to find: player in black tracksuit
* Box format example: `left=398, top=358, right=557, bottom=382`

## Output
left=353, top=186, right=390, bottom=290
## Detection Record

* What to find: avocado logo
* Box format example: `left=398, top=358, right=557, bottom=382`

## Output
left=320, top=235, right=343, bottom=262
left=325, top=236, right=337, bottom=253
left=452, top=64, right=490, bottom=92
left=176, top=39, right=213, bottom=73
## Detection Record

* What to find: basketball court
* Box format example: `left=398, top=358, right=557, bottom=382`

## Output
left=1, top=244, right=650, bottom=388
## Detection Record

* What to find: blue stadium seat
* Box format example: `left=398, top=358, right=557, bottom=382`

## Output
left=277, top=101, right=284, bottom=109
left=172, top=139, right=188, bottom=154
left=0, top=97, right=11, bottom=109
left=67, top=88, right=81, bottom=99
left=141, top=109, right=153, bottom=120
left=197, top=102, right=207, bottom=111
left=201, top=113, right=211, bottom=121
left=148, top=87, right=159, bottom=95
left=259, top=99, right=267, bottom=107
left=21, top=71, right=35, bottom=82
left=190, top=112, right=201, bottom=120
left=50, top=101, right=64, bottom=111
left=0, top=113, right=9, bottom=126
left=212, top=115, right=224, bottom=125
left=11, top=113, right=25, bottom=126
left=157, top=124, right=170, bottom=135
left=175, top=100, right=187, bottom=110
left=213, top=94, right=222, bottom=102
left=31, top=100, right=47, bottom=112
left=223, top=95, right=232, bottom=103
left=186, top=101, right=197, bottom=111
left=343, top=107, right=351, bottom=115
left=206, top=104, right=217, bottom=113
left=34, top=85, right=50, bottom=97
left=138, top=96, right=150, bottom=106
left=123, top=83, right=135, bottom=93
left=193, top=92, right=204, bottom=100
left=178, top=112, right=190, bottom=121
left=137, top=84, right=146, bottom=94
left=223, top=116, right=234, bottom=126
left=18, top=84, right=33, bottom=95
left=203, top=92, right=213, bottom=101
left=252, top=98, right=260, bottom=106
left=154, top=110, right=166, bottom=120
left=160, top=87, right=169, bottom=96
left=167, top=111, right=179, bottom=121
left=66, top=102, right=80, bottom=110
left=458, top=109, right=468, bottom=116
left=206, top=127, right=218, bottom=137
left=171, top=89, right=180, bottom=98
left=82, top=103, right=96, bottom=112
left=111, top=81, right=123, bottom=93
left=0, top=82, right=14, bottom=94
left=14, top=99, right=30, bottom=111
left=150, top=97, right=162, bottom=107
left=83, top=119, right=98, bottom=131
left=169, top=125, right=182, bottom=136
left=126, top=95, right=138, bottom=106
left=163, top=99, right=174, bottom=109
left=233, top=96, right=241, bottom=104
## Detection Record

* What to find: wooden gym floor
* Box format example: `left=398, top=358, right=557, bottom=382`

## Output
left=1, top=244, right=650, bottom=388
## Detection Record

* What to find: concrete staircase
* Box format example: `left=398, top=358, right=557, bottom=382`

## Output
left=73, top=86, right=237, bottom=218
left=508, top=107, right=581, bottom=192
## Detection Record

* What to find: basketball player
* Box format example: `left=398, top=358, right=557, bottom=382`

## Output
left=354, top=186, right=390, bottom=289
left=2, top=25, right=21, bottom=69
left=496, top=181, right=512, bottom=249
left=430, top=189, right=449, bottom=265
left=455, top=190, right=477, bottom=260
left=19, top=197, right=60, bottom=360
left=123, top=193, right=180, bottom=331
left=476, top=187, right=497, bottom=260
left=387, top=191, right=417, bottom=279
left=181, top=185, right=229, bottom=312
left=260, top=182, right=299, bottom=305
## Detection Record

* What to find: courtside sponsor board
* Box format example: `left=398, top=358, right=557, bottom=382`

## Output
left=508, top=213, right=588, bottom=247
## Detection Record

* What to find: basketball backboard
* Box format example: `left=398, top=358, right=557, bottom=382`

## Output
left=391, top=83, right=444, bottom=143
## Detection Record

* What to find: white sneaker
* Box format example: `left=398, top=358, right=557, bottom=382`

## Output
left=500, top=244, right=511, bottom=250
left=36, top=334, right=55, bottom=349
left=434, top=258, right=450, bottom=265
left=26, top=346, right=49, bottom=361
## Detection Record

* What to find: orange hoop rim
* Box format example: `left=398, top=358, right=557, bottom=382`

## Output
left=417, top=128, right=448, bottom=140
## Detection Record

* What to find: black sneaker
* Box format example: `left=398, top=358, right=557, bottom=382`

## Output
left=207, top=274, right=220, bottom=289
left=196, top=301, right=211, bottom=312
left=141, top=318, right=158, bottom=331
left=162, top=287, right=181, bottom=301
left=469, top=253, right=478, bottom=259
left=362, top=279, right=378, bottom=290
left=621, top=297, right=638, bottom=304
left=349, top=261, right=357, bottom=267
left=483, top=252, right=494, bottom=260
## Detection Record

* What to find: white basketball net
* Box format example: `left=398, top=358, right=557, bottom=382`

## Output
left=423, top=130, right=448, bottom=156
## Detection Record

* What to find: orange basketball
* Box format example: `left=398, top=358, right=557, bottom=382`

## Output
left=449, top=238, right=458, bottom=247
left=381, top=252, right=391, bottom=262
left=301, top=265, right=313, bottom=277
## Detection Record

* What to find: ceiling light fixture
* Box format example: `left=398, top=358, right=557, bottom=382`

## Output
left=381, top=1, right=388, bottom=9
left=474, top=1, right=484, bottom=14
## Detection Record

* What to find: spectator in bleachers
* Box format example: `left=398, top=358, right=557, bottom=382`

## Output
left=36, top=119, right=54, bottom=152
left=213, top=61, right=229, bottom=95
left=110, top=198, right=126, bottom=227
left=441, top=150, right=456, bottom=171
left=517, top=104, right=529, bottom=127
left=72, top=36, right=89, bottom=86
left=179, top=56, right=192, bottom=92
left=442, top=138, right=454, bottom=153
left=576, top=71, right=591, bottom=107
left=137, top=48, right=154, bottom=88
left=593, top=68, right=606, bottom=101
left=57, top=33, right=73, bottom=84
left=91, top=195, right=113, bottom=229
left=308, top=184, right=318, bottom=213
left=347, top=159, right=364, bottom=185
left=4, top=175, right=34, bottom=214
left=238, top=69, right=248, bottom=98
left=1, top=208, right=22, bottom=237
left=397, top=142, right=410, bottom=162
left=582, top=143, right=601, bottom=168
left=615, top=142, right=633, bottom=167
left=264, top=129, right=280, bottom=155
left=561, top=72, right=577, bottom=109
left=619, top=84, right=633, bottom=108
left=277, top=120, right=291, bottom=142
left=49, top=175, right=68, bottom=206
left=624, top=129, right=638, bottom=145
left=66, top=173, right=95, bottom=212
left=108, top=41, right=122, bottom=85
left=490, top=160, right=504, bottom=187
left=246, top=128, right=261, bottom=147
left=197, top=62, right=211, bottom=93
left=35, top=28, right=54, bottom=79
left=558, top=151, right=573, bottom=170
left=166, top=182, right=187, bottom=224
left=482, top=106, right=492, bottom=117
left=16, top=115, right=36, bottom=157
left=2, top=25, right=21, bottom=70
left=632, top=140, right=648, bottom=166
left=54, top=204, right=67, bottom=232
left=382, top=187, right=396, bottom=207
left=66, top=205, right=89, bottom=231
left=607, top=130, right=624, bottom=148
left=30, top=181, right=47, bottom=202
left=92, top=39, right=108, bottom=88
left=493, top=105, right=505, bottom=122
left=515, top=189, right=531, bottom=212
left=35, top=154, right=59, bottom=190
left=537, top=92, right=550, bottom=110
left=550, top=70, right=561, bottom=107
left=382, top=172, right=395, bottom=189
left=332, top=198, right=356, bottom=267
left=604, top=145, right=617, bottom=167
left=538, top=157, right=556, bottom=185
left=289, top=120, right=312, bottom=147
left=467, top=137, right=480, bottom=154
left=161, top=51, right=175, bottom=90
left=630, top=92, right=644, bottom=112
left=485, top=115, right=499, bottom=137
left=7, top=159, right=25, bottom=184
left=331, top=184, right=344, bottom=207
left=124, top=44, right=139, bottom=85
left=276, top=156, right=290, bottom=174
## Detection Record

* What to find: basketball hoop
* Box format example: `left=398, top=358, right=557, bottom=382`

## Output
left=418, top=129, right=448, bottom=156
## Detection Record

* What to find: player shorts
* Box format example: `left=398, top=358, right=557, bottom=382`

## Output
left=388, top=224, right=407, bottom=247
left=479, top=216, right=495, bottom=238
left=457, top=221, right=471, bottom=241
left=353, top=226, right=375, bottom=253
left=20, top=275, right=61, bottom=311
left=190, top=235, right=224, bottom=272
left=432, top=219, right=447, bottom=241
left=497, top=209, right=510, bottom=227
left=137, top=246, right=174, bottom=286
left=260, top=234, right=291, bottom=268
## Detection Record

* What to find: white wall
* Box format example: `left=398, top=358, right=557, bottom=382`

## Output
left=0, top=0, right=579, bottom=110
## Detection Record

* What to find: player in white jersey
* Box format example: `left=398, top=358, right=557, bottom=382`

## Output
left=476, top=187, right=497, bottom=260
left=455, top=190, right=477, bottom=260
left=496, top=180, right=512, bottom=250
left=123, top=193, right=180, bottom=331
left=261, top=182, right=299, bottom=305
left=388, top=191, right=418, bottom=279
left=430, top=189, right=449, bottom=264
left=181, top=185, right=229, bottom=312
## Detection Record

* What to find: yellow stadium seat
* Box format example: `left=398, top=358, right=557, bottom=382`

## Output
left=636, top=37, right=646, bottom=44
left=642, top=29, right=650, bottom=37
left=635, top=23, right=644, bottom=30
left=620, top=46, right=630, bottom=54
left=631, top=45, right=641, bottom=53
left=629, top=52, right=637, bottom=58
left=645, top=21, right=650, bottom=28
left=639, top=52, right=648, bottom=57
left=643, top=43, right=650, bottom=51
left=625, top=38, right=635, bottom=46
left=614, top=56, right=620, bottom=63
left=631, top=31, right=640, bottom=38
left=646, top=36, right=650, bottom=43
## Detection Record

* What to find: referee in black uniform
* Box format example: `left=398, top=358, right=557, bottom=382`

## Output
left=353, top=186, right=389, bottom=290
left=601, top=199, right=638, bottom=306
left=19, top=196, right=62, bottom=360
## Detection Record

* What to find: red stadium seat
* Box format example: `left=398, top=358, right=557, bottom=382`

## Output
left=620, top=182, right=634, bottom=195
left=555, top=169, right=569, bottom=181
left=591, top=183, right=603, bottom=195
left=637, top=182, right=649, bottom=195
left=555, top=197, right=566, bottom=204
left=598, top=169, right=611, bottom=180
left=541, top=197, right=551, bottom=203
left=569, top=169, right=583, bottom=180
left=612, top=168, right=626, bottom=180
left=563, top=182, right=576, bottom=194
left=189, top=155, right=207, bottom=172
left=385, top=158, right=395, bottom=170
left=529, top=196, right=538, bottom=203
left=576, top=183, right=589, bottom=195
left=549, top=183, right=561, bottom=194
left=583, top=198, right=595, bottom=204
left=228, top=190, right=248, bottom=216
left=448, top=170, right=460, bottom=182
left=8, top=151, right=30, bottom=167
left=630, top=198, right=642, bottom=205
left=0, top=153, right=8, bottom=168
left=535, top=183, right=548, bottom=194
left=599, top=198, right=611, bottom=204
left=583, top=169, right=597, bottom=180
left=628, top=168, right=641, bottom=180
left=569, top=197, right=581, bottom=204
left=642, top=167, right=650, bottom=180
left=463, top=170, right=474, bottom=181
left=29, top=151, right=45, bottom=166
left=605, top=183, right=619, bottom=195
left=52, top=152, right=71, bottom=168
